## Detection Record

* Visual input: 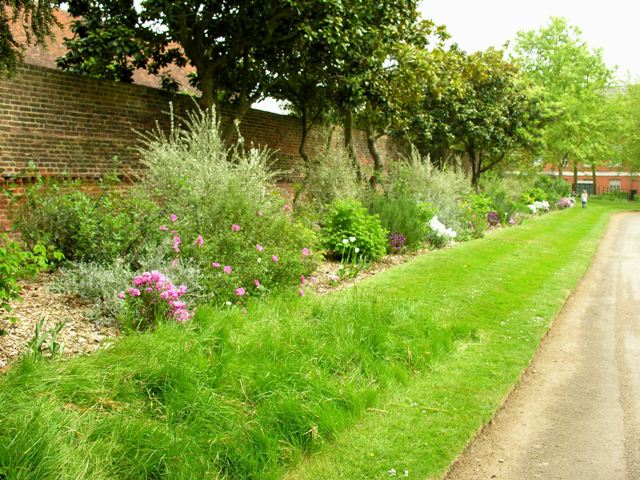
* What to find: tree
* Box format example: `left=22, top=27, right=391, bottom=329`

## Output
left=1, top=0, right=59, bottom=77
left=513, top=17, right=613, bottom=180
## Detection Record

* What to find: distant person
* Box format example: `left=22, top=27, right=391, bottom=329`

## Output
left=581, top=190, right=588, bottom=208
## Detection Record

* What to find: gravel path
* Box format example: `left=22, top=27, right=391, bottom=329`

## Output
left=445, top=212, right=640, bottom=480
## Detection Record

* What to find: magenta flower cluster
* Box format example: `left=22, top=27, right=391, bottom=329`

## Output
left=119, top=270, right=192, bottom=323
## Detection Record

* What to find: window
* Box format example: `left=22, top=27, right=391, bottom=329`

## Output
left=609, top=180, right=621, bottom=192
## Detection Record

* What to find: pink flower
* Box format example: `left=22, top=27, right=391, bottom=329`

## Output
left=257, top=210, right=264, bottom=217
left=223, top=265, right=233, bottom=275
left=298, top=288, right=305, bottom=297
left=212, top=262, right=221, bottom=268
left=301, top=247, right=310, bottom=257
left=170, top=214, right=177, bottom=222
left=159, top=225, right=168, bottom=231
left=146, top=287, right=153, bottom=293
left=256, top=244, right=264, bottom=252
left=128, top=288, right=141, bottom=297
left=283, top=204, right=292, bottom=212
left=171, top=258, right=178, bottom=267
left=300, top=275, right=306, bottom=285
left=117, top=291, right=125, bottom=300
left=231, top=224, right=241, bottom=231
left=253, top=278, right=261, bottom=288
left=271, top=255, right=279, bottom=263
left=194, top=235, right=204, bottom=247
left=177, top=285, right=187, bottom=295
left=173, top=235, right=181, bottom=254
left=235, top=287, right=246, bottom=296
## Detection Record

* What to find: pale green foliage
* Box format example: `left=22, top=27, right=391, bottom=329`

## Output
left=304, top=147, right=363, bottom=207
left=387, top=148, right=471, bottom=234
left=137, top=105, right=278, bottom=233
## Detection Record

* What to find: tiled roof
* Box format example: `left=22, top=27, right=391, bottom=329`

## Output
left=10, top=9, right=198, bottom=93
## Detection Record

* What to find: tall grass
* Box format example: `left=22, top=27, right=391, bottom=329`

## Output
left=0, top=290, right=470, bottom=479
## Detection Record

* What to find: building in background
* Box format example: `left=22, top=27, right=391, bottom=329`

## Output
left=543, top=163, right=640, bottom=195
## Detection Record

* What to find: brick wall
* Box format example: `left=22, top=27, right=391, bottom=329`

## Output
left=0, top=64, right=406, bottom=228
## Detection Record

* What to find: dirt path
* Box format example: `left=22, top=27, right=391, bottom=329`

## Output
left=445, top=213, right=640, bottom=480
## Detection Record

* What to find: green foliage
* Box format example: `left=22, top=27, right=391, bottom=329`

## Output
left=321, top=199, right=388, bottom=262
left=534, top=175, right=571, bottom=202
left=461, top=193, right=494, bottom=239
left=1, top=0, right=59, bottom=77
left=27, top=318, right=66, bottom=358
left=136, top=106, right=319, bottom=302
left=387, top=151, right=472, bottom=237
left=368, top=194, right=431, bottom=250
left=0, top=237, right=56, bottom=318
left=12, top=180, right=162, bottom=265
left=301, top=147, right=363, bottom=211
left=521, top=187, right=548, bottom=204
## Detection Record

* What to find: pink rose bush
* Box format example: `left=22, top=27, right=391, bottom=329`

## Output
left=119, top=270, right=192, bottom=329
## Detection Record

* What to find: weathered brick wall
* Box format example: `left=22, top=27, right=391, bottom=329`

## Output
left=0, top=64, right=407, bottom=228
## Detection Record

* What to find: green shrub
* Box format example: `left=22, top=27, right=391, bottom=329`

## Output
left=479, top=173, right=534, bottom=223
left=321, top=199, right=388, bottom=261
left=301, top=147, right=363, bottom=209
left=367, top=194, right=432, bottom=250
left=460, top=193, right=494, bottom=239
left=135, top=105, right=320, bottom=302
left=12, top=180, right=162, bottom=265
left=386, top=148, right=472, bottom=237
left=534, top=175, right=571, bottom=202
left=0, top=237, right=56, bottom=318
left=521, top=187, right=548, bottom=204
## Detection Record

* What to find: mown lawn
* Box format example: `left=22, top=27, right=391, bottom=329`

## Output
left=0, top=199, right=636, bottom=479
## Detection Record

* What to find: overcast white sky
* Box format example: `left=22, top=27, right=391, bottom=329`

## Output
left=418, top=0, right=640, bottom=82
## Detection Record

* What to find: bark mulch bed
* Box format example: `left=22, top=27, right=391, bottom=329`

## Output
left=0, top=247, right=433, bottom=371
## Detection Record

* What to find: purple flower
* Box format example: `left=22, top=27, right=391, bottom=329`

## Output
left=170, top=214, right=177, bottom=222
left=298, top=288, right=305, bottom=297
left=235, top=287, right=246, bottom=296
left=256, top=244, right=264, bottom=252
left=212, top=262, right=221, bottom=268
left=223, top=265, right=233, bottom=275
left=271, top=255, right=279, bottom=263
left=301, top=247, right=310, bottom=257
left=231, top=224, right=241, bottom=231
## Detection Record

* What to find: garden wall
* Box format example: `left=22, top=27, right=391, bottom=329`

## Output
left=0, top=64, right=407, bottom=229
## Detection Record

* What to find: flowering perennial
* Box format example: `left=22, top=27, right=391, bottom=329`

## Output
left=528, top=200, right=550, bottom=214
left=428, top=216, right=457, bottom=240
left=120, top=270, right=191, bottom=324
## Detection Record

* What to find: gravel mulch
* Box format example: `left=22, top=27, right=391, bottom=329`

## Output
left=0, top=274, right=119, bottom=371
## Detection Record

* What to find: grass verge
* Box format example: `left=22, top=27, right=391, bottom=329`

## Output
left=0, top=199, right=636, bottom=479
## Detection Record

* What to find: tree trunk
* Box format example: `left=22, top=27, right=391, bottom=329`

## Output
left=365, top=123, right=383, bottom=189
left=293, top=108, right=313, bottom=205
left=343, top=109, right=362, bottom=181
left=573, top=161, right=578, bottom=191
left=591, top=163, right=597, bottom=195
left=470, top=149, right=481, bottom=187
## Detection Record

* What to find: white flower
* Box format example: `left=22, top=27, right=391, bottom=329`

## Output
left=355, top=247, right=360, bottom=253
left=257, top=258, right=262, bottom=263
left=225, top=301, right=232, bottom=306
left=349, top=236, right=356, bottom=242
left=388, top=468, right=397, bottom=477
left=342, top=238, right=349, bottom=244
